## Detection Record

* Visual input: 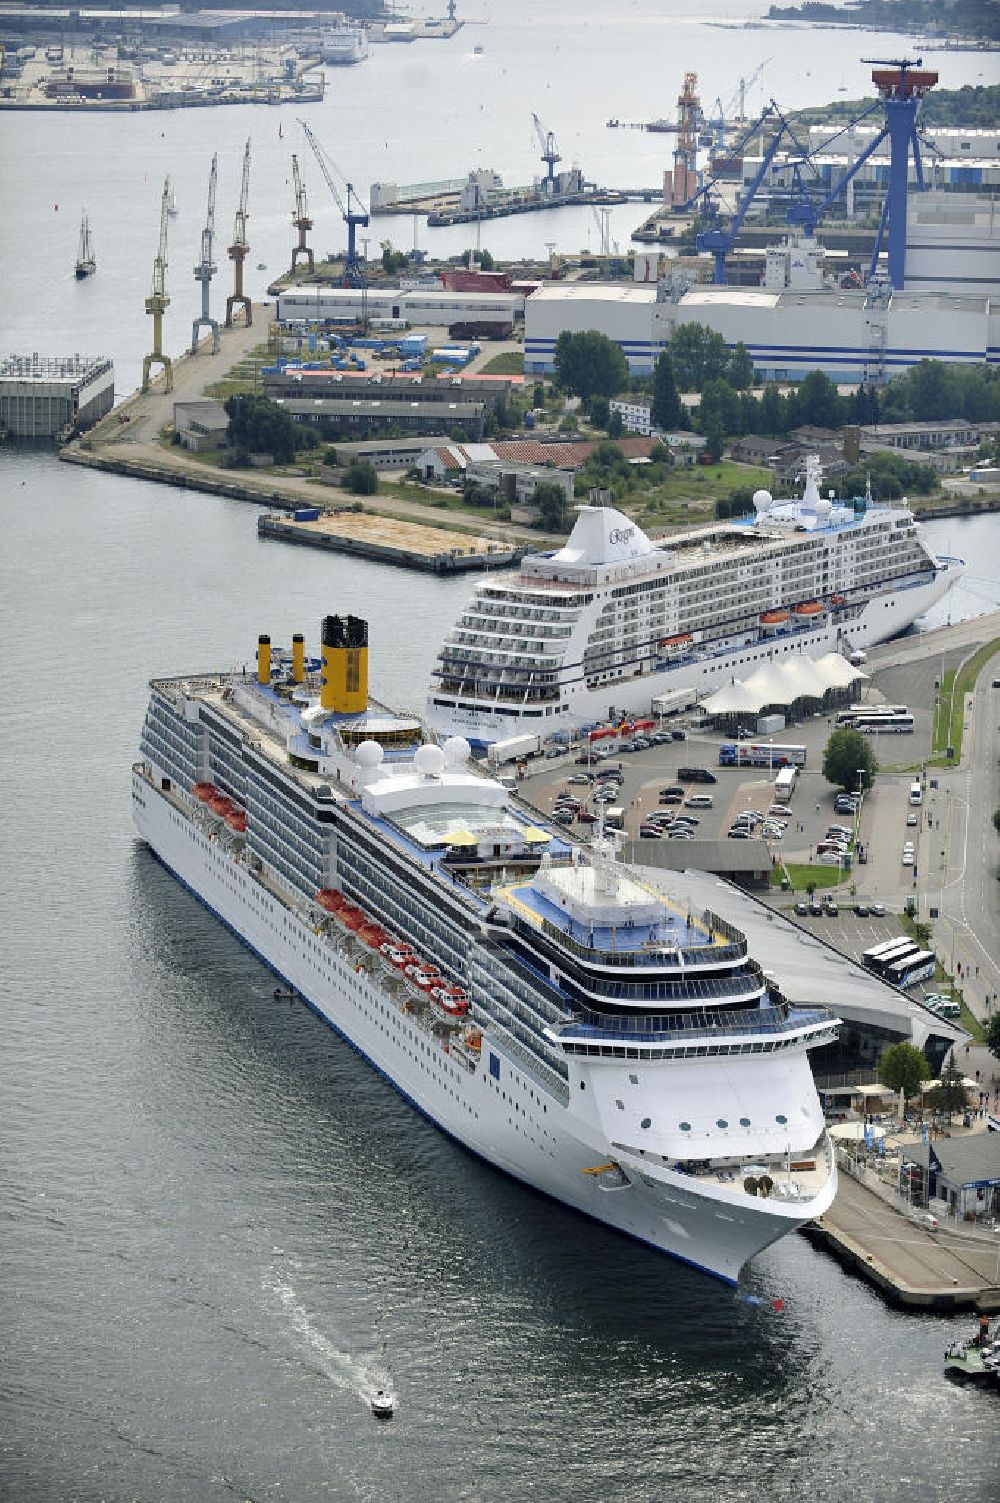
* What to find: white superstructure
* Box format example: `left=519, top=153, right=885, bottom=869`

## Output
left=133, top=614, right=840, bottom=1286
left=427, top=464, right=963, bottom=745
left=322, top=26, right=368, bottom=64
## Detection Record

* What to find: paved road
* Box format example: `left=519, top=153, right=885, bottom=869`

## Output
left=820, top=1168, right=1000, bottom=1299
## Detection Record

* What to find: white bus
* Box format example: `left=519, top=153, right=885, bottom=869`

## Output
left=909, top=781, right=923, bottom=806
left=862, top=939, right=920, bottom=978
left=886, top=950, right=937, bottom=989
left=835, top=704, right=908, bottom=726
left=854, top=713, right=914, bottom=735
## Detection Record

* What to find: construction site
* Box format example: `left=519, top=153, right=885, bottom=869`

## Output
left=0, top=39, right=324, bottom=110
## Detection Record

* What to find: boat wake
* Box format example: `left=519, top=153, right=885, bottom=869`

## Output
left=261, top=1266, right=393, bottom=1412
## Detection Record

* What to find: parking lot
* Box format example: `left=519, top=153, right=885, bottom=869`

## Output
left=512, top=703, right=944, bottom=993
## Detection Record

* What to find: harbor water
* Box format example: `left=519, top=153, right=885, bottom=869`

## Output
left=2, top=453, right=999, bottom=1503
left=2, top=2, right=1000, bottom=1496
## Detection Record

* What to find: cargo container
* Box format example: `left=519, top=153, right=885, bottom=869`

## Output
left=293, top=507, right=321, bottom=522
left=757, top=713, right=786, bottom=735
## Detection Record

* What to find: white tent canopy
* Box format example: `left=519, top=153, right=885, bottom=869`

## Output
left=699, top=652, right=868, bottom=717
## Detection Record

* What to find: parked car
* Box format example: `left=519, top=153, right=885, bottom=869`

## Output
left=825, top=900, right=839, bottom=917
left=568, top=774, right=592, bottom=785
left=853, top=903, right=870, bottom=917
left=728, top=828, right=751, bottom=839
left=670, top=729, right=687, bottom=741
left=768, top=805, right=792, bottom=819
left=795, top=900, right=809, bottom=916
left=638, top=823, right=663, bottom=838
left=678, top=767, right=717, bottom=784
left=659, top=791, right=684, bottom=805
left=901, top=849, right=914, bottom=866
left=808, top=901, right=824, bottom=917
left=869, top=902, right=886, bottom=917
left=671, top=815, right=700, bottom=827
left=826, top=825, right=853, bottom=839
left=577, top=810, right=599, bottom=825
left=906, top=811, right=918, bottom=826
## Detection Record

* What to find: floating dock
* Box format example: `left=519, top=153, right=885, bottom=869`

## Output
left=258, top=508, right=521, bottom=574
left=0, top=353, right=115, bottom=439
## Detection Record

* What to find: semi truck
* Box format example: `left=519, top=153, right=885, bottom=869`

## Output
left=773, top=766, right=798, bottom=800
left=486, top=733, right=543, bottom=768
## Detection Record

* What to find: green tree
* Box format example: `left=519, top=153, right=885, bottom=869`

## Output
left=727, top=341, right=755, bottom=391
left=822, top=727, right=878, bottom=793
left=224, top=394, right=298, bottom=464
left=461, top=247, right=493, bottom=270
left=607, top=409, right=624, bottom=439
left=651, top=351, right=683, bottom=430
left=668, top=322, right=733, bottom=391
left=345, top=458, right=378, bottom=495
left=924, top=1059, right=968, bottom=1122
left=588, top=395, right=610, bottom=428
left=704, top=417, right=724, bottom=464
left=797, top=369, right=844, bottom=429
left=986, top=1013, right=1000, bottom=1065
left=760, top=383, right=784, bottom=437
left=533, top=481, right=569, bottom=531
left=877, top=1041, right=931, bottom=1102
left=553, top=330, right=629, bottom=401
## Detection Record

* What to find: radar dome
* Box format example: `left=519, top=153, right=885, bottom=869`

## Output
left=355, top=740, right=384, bottom=770
left=414, top=743, right=446, bottom=779
left=443, top=736, right=471, bottom=767
left=752, top=489, right=773, bottom=511
left=815, top=497, right=832, bottom=518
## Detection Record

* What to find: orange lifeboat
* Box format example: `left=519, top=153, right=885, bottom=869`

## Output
left=225, top=811, right=247, bottom=832
left=192, top=782, right=216, bottom=801
left=760, top=610, right=789, bottom=626
left=659, top=633, right=692, bottom=650
left=793, top=600, right=824, bottom=616
left=316, top=889, right=346, bottom=912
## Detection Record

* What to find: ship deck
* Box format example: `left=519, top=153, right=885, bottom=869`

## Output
left=498, top=874, right=724, bottom=957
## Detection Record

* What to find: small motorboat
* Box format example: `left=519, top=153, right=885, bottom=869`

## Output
left=371, top=1386, right=394, bottom=1419
left=944, top=1319, right=1000, bottom=1384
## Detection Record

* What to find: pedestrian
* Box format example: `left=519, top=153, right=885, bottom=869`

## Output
left=815, top=802, right=820, bottom=813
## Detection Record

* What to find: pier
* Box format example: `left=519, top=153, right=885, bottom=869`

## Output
left=258, top=509, right=520, bottom=574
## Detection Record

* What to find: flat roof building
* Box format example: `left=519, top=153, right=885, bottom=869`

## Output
left=0, top=353, right=114, bottom=438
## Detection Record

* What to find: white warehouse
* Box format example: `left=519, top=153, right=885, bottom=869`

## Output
left=524, top=281, right=999, bottom=384
left=276, top=285, right=523, bottom=327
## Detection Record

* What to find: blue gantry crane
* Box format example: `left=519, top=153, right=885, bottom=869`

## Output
left=690, top=102, right=795, bottom=284
left=298, top=119, right=369, bottom=286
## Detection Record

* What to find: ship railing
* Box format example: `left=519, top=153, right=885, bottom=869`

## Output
left=534, top=914, right=746, bottom=969
left=573, top=970, right=767, bottom=1007
left=554, top=1002, right=837, bottom=1045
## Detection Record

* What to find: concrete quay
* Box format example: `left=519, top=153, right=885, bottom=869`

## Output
left=804, top=1165, right=1000, bottom=1313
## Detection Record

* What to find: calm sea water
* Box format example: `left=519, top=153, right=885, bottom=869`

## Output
left=3, top=6, right=1000, bottom=1499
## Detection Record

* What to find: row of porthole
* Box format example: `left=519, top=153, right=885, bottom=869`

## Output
left=640, top=1113, right=789, bottom=1131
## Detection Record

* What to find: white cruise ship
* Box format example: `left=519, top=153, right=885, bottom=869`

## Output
left=427, top=459, right=964, bottom=745
left=133, top=614, right=839, bottom=1286
left=321, top=26, right=368, bottom=64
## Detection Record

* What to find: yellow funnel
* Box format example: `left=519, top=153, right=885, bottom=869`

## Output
left=320, top=615, right=368, bottom=714
left=292, top=633, right=305, bottom=684
left=257, top=634, right=271, bottom=685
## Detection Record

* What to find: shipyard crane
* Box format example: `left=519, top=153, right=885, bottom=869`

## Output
left=690, top=102, right=793, bottom=283
left=702, top=58, right=773, bottom=148
left=531, top=112, right=561, bottom=190
left=298, top=119, right=369, bottom=286
left=191, top=154, right=220, bottom=355
left=290, top=154, right=314, bottom=274
left=225, top=138, right=252, bottom=328
left=142, top=177, right=173, bottom=393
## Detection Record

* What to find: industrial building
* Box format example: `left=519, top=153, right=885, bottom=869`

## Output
left=524, top=278, right=999, bottom=384
left=0, top=353, right=114, bottom=438
left=275, top=285, right=524, bottom=330
left=275, top=396, right=487, bottom=440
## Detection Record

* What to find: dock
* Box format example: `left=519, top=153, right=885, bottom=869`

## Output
left=804, top=1163, right=1000, bottom=1313
left=258, top=509, right=521, bottom=574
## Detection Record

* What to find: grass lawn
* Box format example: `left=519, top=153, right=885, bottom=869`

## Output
left=776, top=860, right=853, bottom=892
left=930, top=635, right=1000, bottom=766
left=479, top=351, right=525, bottom=376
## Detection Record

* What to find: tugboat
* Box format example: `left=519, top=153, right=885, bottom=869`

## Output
left=944, top=1317, right=1000, bottom=1385
left=75, top=212, right=96, bottom=279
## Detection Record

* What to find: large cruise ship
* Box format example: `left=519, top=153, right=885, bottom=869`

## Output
left=321, top=26, right=368, bottom=65
left=427, top=459, right=964, bottom=745
left=134, top=614, right=839, bottom=1286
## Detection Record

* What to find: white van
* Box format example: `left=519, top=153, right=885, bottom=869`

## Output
left=684, top=793, right=714, bottom=809
left=604, top=806, right=625, bottom=830
left=909, top=781, right=923, bottom=806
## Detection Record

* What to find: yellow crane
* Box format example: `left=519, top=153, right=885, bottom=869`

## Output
left=290, top=154, right=314, bottom=274
left=142, top=177, right=173, bottom=393
left=225, top=139, right=252, bottom=328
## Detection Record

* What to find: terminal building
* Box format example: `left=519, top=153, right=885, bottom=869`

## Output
left=0, top=353, right=114, bottom=438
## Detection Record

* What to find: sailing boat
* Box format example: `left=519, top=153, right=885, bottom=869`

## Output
left=75, top=212, right=96, bottom=279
